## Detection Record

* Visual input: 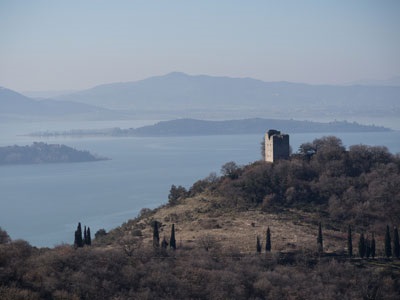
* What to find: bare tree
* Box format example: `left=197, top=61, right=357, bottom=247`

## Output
left=198, top=234, right=219, bottom=252
left=119, top=236, right=142, bottom=257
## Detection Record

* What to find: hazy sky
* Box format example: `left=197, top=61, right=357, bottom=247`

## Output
left=1, top=0, right=399, bottom=92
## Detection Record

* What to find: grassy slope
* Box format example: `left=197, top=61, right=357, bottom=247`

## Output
left=106, top=193, right=355, bottom=255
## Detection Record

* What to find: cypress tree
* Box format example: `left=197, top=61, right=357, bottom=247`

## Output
left=74, top=222, right=83, bottom=248
left=86, top=227, right=91, bottom=246
left=256, top=236, right=262, bottom=253
left=74, top=230, right=79, bottom=248
left=266, top=227, right=271, bottom=252
left=153, top=221, right=160, bottom=248
left=365, top=237, right=371, bottom=259
left=84, top=226, right=87, bottom=245
left=78, top=223, right=83, bottom=247
left=385, top=225, right=392, bottom=258
left=161, top=236, right=168, bottom=249
left=371, top=233, right=376, bottom=259
left=170, top=224, right=176, bottom=250
left=317, top=222, right=323, bottom=253
left=393, top=226, right=400, bottom=259
left=358, top=233, right=366, bottom=258
left=347, top=225, right=353, bottom=257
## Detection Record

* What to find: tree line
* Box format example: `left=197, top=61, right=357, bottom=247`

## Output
left=252, top=222, right=400, bottom=259
left=318, top=223, right=400, bottom=259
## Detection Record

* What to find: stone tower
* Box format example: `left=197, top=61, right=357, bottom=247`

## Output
left=264, top=129, right=290, bottom=162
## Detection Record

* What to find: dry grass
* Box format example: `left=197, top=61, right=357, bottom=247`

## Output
left=117, top=194, right=349, bottom=254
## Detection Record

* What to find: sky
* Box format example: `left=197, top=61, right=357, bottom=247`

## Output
left=0, top=0, right=399, bottom=92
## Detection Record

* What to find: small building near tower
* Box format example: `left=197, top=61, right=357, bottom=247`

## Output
left=264, top=129, right=290, bottom=162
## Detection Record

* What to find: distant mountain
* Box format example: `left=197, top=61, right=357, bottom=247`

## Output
left=21, top=89, right=79, bottom=99
left=0, top=86, right=113, bottom=119
left=55, top=72, right=400, bottom=121
left=348, top=76, right=400, bottom=86
left=0, top=86, right=41, bottom=114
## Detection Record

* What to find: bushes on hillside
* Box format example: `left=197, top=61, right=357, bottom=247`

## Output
left=192, top=136, right=400, bottom=232
left=0, top=239, right=398, bottom=299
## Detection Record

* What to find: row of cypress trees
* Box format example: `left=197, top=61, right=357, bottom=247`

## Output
left=348, top=224, right=400, bottom=258
left=153, top=222, right=176, bottom=250
left=77, top=218, right=397, bottom=258
left=321, top=223, right=399, bottom=258
left=256, top=227, right=271, bottom=253
left=256, top=223, right=399, bottom=259
left=74, top=222, right=91, bottom=248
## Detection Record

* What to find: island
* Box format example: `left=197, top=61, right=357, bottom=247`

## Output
left=0, top=142, right=108, bottom=165
left=26, top=118, right=390, bottom=138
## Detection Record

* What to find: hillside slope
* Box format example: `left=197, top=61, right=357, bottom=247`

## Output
left=104, top=135, right=399, bottom=254
left=1, top=135, right=399, bottom=299
left=112, top=195, right=346, bottom=254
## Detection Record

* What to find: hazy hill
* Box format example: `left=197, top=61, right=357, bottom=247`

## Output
left=0, top=86, right=112, bottom=119
left=0, top=87, right=45, bottom=114
left=55, top=72, right=400, bottom=120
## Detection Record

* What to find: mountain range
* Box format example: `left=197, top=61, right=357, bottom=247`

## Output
left=54, top=72, right=400, bottom=112
left=1, top=72, right=400, bottom=123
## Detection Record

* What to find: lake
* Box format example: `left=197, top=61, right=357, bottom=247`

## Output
left=1, top=121, right=400, bottom=247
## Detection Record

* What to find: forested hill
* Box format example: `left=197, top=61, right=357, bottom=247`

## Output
left=0, top=142, right=107, bottom=165
left=1, top=136, right=400, bottom=299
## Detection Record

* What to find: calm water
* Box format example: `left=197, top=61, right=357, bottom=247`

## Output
left=1, top=121, right=400, bottom=247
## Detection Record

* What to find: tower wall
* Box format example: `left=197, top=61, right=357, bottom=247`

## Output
left=265, top=130, right=290, bottom=162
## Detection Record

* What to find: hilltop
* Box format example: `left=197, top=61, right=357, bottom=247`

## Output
left=103, top=136, right=399, bottom=253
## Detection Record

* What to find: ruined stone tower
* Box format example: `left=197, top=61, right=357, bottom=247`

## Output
left=264, top=129, right=290, bottom=162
